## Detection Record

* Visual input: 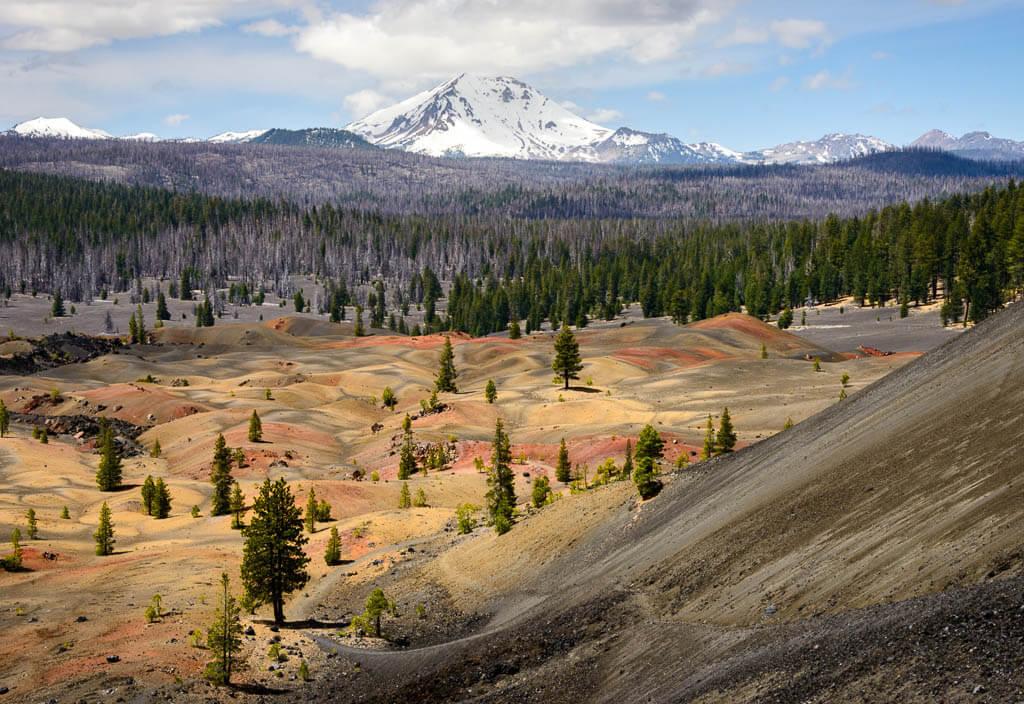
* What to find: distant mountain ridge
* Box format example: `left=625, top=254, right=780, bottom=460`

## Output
left=343, top=75, right=898, bottom=165
left=910, top=129, right=1024, bottom=161
left=6, top=89, right=1024, bottom=165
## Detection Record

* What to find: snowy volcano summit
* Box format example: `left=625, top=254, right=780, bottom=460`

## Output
left=345, top=74, right=893, bottom=165
left=346, top=74, right=614, bottom=161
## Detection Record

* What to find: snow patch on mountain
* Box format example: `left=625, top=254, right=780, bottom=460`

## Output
left=9, top=117, right=112, bottom=140
left=748, top=133, right=893, bottom=165
left=346, top=74, right=613, bottom=161
left=910, top=129, right=1024, bottom=160
left=208, top=129, right=269, bottom=144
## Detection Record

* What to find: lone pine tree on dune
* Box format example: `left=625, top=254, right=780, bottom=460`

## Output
left=204, top=572, right=243, bottom=686
left=94, top=502, right=115, bottom=556
left=210, top=434, right=234, bottom=516
left=716, top=407, right=737, bottom=454
left=240, top=478, right=309, bottom=624
left=485, top=418, right=516, bottom=534
left=95, top=420, right=122, bottom=491
left=248, top=410, right=262, bottom=442
left=555, top=438, right=571, bottom=483
left=552, top=325, right=583, bottom=390
left=435, top=336, right=458, bottom=392
left=700, top=415, right=717, bottom=461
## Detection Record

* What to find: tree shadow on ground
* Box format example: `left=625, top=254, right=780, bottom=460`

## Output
left=253, top=618, right=351, bottom=630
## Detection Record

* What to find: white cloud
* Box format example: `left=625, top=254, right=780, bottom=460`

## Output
left=0, top=1, right=287, bottom=51
left=292, top=0, right=733, bottom=83
left=770, top=76, right=789, bottom=92
left=163, top=113, right=189, bottom=126
left=802, top=69, right=856, bottom=92
left=871, top=51, right=889, bottom=60
left=587, top=107, right=623, bottom=124
left=242, top=19, right=297, bottom=37
left=646, top=91, right=667, bottom=102
left=769, top=18, right=829, bottom=49
left=343, top=89, right=393, bottom=119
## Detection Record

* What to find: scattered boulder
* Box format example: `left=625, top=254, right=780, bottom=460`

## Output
left=106, top=654, right=120, bottom=663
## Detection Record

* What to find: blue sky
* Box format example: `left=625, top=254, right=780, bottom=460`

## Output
left=0, top=0, right=1021, bottom=151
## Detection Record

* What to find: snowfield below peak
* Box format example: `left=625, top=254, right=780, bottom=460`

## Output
left=346, top=74, right=613, bottom=161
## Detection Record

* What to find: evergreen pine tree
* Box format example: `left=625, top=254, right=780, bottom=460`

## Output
left=324, top=526, right=341, bottom=565
left=633, top=457, right=661, bottom=499
left=715, top=407, right=737, bottom=453
left=141, top=475, right=156, bottom=515
left=414, top=487, right=427, bottom=507
left=555, top=438, right=571, bottom=483
left=508, top=320, right=521, bottom=339
left=778, top=307, right=793, bottom=329
left=434, top=336, right=458, bottom=392
left=7, top=528, right=24, bottom=569
left=634, top=424, right=665, bottom=463
left=156, top=291, right=170, bottom=321
left=26, top=508, right=37, bottom=539
left=399, top=482, right=411, bottom=509
left=700, top=415, right=716, bottom=460
left=96, top=420, right=123, bottom=491
left=621, top=440, right=634, bottom=481
left=201, top=296, right=215, bottom=327
left=94, top=502, right=115, bottom=556
left=398, top=414, right=417, bottom=480
left=51, top=289, right=65, bottom=317
left=361, top=588, right=390, bottom=638
left=0, top=399, right=8, bottom=437
left=381, top=386, right=397, bottom=411
left=153, top=478, right=172, bottom=518
left=760, top=342, right=768, bottom=359
left=203, top=572, right=243, bottom=686
left=552, top=325, right=583, bottom=389
left=354, top=305, right=365, bottom=337
left=209, top=434, right=233, bottom=516
left=151, top=438, right=161, bottom=457
left=240, top=478, right=310, bottom=624
left=248, top=410, right=262, bottom=442
left=485, top=418, right=515, bottom=534
left=135, top=305, right=146, bottom=343
left=60, top=505, right=69, bottom=519
left=531, top=475, right=551, bottom=507
left=229, top=483, right=246, bottom=529
left=305, top=488, right=317, bottom=533
left=484, top=379, right=497, bottom=403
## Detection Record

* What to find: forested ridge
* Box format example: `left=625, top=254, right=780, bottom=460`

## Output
left=2, top=165, right=1023, bottom=335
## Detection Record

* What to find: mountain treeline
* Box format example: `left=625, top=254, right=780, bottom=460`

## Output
left=2, top=136, right=1023, bottom=222
left=1, top=168, right=1023, bottom=333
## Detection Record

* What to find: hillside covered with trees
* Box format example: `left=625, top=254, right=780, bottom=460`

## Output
left=1, top=146, right=1023, bottom=334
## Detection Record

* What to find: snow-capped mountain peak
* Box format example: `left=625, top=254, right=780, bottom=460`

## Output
left=208, top=129, right=269, bottom=144
left=346, top=74, right=613, bottom=161
left=748, top=133, right=893, bottom=165
left=9, top=116, right=112, bottom=140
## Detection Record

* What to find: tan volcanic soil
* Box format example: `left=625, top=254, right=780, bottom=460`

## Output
left=0, top=310, right=935, bottom=702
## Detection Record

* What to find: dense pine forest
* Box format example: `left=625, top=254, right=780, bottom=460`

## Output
left=1, top=158, right=1023, bottom=335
